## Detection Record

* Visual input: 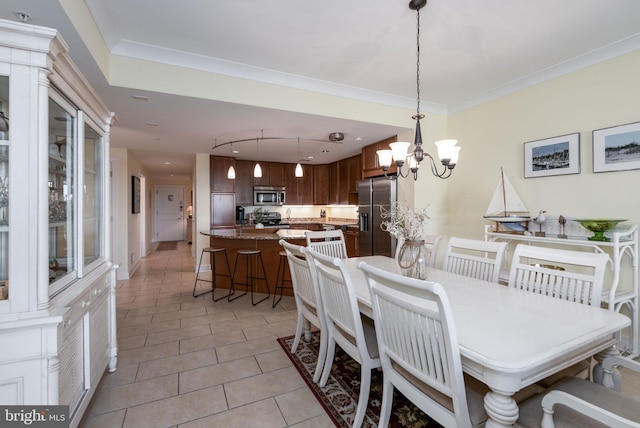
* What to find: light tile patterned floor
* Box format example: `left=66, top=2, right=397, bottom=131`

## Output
left=80, top=241, right=333, bottom=428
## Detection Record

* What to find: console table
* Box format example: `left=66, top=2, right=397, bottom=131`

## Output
left=484, top=224, right=638, bottom=355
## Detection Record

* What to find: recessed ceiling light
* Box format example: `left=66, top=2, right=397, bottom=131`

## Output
left=146, top=122, right=158, bottom=126
left=322, top=150, right=330, bottom=153
left=232, top=150, right=239, bottom=154
left=354, top=137, right=363, bottom=141
left=307, top=156, right=314, bottom=159
left=132, top=95, right=148, bottom=101
left=164, top=162, right=171, bottom=165
left=14, top=11, right=31, bottom=22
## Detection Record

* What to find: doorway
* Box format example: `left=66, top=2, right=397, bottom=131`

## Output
left=155, top=185, right=185, bottom=241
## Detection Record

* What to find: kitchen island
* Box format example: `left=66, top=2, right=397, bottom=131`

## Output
left=200, top=228, right=311, bottom=298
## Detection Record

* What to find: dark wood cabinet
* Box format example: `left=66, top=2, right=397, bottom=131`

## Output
left=235, top=160, right=253, bottom=205
left=284, top=164, right=313, bottom=205
left=338, top=158, right=350, bottom=204
left=361, top=136, right=398, bottom=178
left=344, top=226, right=359, bottom=257
left=348, top=155, right=361, bottom=205
left=328, top=162, right=339, bottom=205
left=210, top=193, right=235, bottom=228
left=313, top=164, right=329, bottom=205
left=210, top=156, right=236, bottom=193
left=269, top=163, right=285, bottom=187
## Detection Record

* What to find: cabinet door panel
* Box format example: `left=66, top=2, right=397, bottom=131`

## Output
left=299, top=165, right=314, bottom=205
left=362, top=137, right=398, bottom=178
left=211, top=193, right=235, bottom=228
left=210, top=156, right=235, bottom=193
left=313, top=164, right=329, bottom=205
left=269, top=163, right=285, bottom=187
left=235, top=160, right=253, bottom=205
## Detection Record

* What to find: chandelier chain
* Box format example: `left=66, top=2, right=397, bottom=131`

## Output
left=415, top=6, right=421, bottom=118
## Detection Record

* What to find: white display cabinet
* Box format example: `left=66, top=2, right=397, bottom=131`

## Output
left=0, top=19, right=117, bottom=427
left=485, top=223, right=638, bottom=355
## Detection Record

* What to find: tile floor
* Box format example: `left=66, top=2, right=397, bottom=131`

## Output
left=80, top=241, right=333, bottom=428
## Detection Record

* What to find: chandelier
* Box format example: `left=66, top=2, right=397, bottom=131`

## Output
left=377, top=0, right=460, bottom=181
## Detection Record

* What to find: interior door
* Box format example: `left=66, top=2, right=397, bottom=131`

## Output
left=156, top=186, right=184, bottom=241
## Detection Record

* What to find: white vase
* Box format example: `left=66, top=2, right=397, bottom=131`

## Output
left=255, top=223, right=264, bottom=229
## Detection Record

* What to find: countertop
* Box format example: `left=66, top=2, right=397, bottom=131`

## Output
left=201, top=228, right=311, bottom=240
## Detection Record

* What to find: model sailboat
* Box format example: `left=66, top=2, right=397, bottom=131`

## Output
left=484, top=168, right=531, bottom=232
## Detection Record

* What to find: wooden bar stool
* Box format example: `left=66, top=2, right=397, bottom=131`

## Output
left=193, top=247, right=233, bottom=301
left=230, top=249, right=270, bottom=305
left=272, top=250, right=293, bottom=308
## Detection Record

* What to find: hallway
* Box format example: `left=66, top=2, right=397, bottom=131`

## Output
left=80, top=241, right=332, bottom=427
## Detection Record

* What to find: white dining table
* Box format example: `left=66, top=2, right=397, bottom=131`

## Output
left=343, top=255, right=630, bottom=428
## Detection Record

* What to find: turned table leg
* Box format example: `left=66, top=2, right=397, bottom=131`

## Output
left=484, top=390, right=519, bottom=428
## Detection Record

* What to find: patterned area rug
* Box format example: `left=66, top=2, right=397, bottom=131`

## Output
left=156, top=241, right=178, bottom=251
left=277, top=332, right=442, bottom=428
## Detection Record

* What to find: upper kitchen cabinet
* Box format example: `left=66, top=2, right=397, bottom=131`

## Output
left=0, top=19, right=116, bottom=424
left=235, top=160, right=253, bottom=205
left=284, top=163, right=314, bottom=205
left=269, top=162, right=285, bottom=187
left=313, top=164, right=329, bottom=205
left=362, top=136, right=398, bottom=178
left=210, top=156, right=235, bottom=193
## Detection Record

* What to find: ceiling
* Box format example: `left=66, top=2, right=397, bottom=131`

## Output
left=1, top=0, right=639, bottom=180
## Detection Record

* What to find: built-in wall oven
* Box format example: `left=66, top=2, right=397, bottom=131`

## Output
left=253, top=186, right=286, bottom=206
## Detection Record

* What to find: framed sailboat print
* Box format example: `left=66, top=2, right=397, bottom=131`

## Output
left=524, top=133, right=580, bottom=178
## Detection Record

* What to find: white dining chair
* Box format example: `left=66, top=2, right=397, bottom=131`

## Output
left=305, top=229, right=348, bottom=259
left=279, top=239, right=327, bottom=384
left=395, top=234, right=442, bottom=268
left=358, top=261, right=488, bottom=428
left=508, top=244, right=609, bottom=306
left=509, top=244, right=610, bottom=388
left=442, top=237, right=508, bottom=283
left=517, top=355, right=640, bottom=428
left=306, top=247, right=381, bottom=428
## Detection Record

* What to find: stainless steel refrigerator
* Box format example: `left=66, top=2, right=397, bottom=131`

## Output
left=357, top=177, right=397, bottom=257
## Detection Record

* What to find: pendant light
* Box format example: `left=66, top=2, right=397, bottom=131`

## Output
left=253, top=136, right=262, bottom=178
left=294, top=138, right=303, bottom=178
left=376, top=0, right=460, bottom=180
left=227, top=140, right=236, bottom=179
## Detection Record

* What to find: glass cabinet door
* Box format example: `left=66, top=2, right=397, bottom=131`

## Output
left=0, top=75, right=8, bottom=301
left=48, top=95, right=76, bottom=293
left=83, top=122, right=103, bottom=267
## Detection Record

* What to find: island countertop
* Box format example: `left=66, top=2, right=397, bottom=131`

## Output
left=200, top=228, right=311, bottom=240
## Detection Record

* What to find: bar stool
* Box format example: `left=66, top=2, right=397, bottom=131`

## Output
left=230, top=249, right=270, bottom=305
left=272, top=250, right=293, bottom=308
left=193, top=247, right=233, bottom=302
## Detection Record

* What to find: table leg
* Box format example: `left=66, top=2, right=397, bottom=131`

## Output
left=593, top=346, right=622, bottom=390
left=484, top=391, right=519, bottom=428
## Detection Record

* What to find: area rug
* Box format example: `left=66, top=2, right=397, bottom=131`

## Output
left=156, top=241, right=178, bottom=251
left=277, top=332, right=442, bottom=428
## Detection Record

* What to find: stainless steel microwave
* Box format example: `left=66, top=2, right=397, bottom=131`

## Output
left=253, top=186, right=286, bottom=206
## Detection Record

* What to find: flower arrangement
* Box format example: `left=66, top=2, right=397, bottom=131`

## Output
left=380, top=202, right=430, bottom=241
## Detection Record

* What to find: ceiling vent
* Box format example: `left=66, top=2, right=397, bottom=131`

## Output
left=329, top=132, right=344, bottom=142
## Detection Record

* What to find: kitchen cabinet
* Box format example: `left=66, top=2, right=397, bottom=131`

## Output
left=348, top=155, right=361, bottom=205
left=210, top=156, right=235, bottom=193
left=338, top=158, right=350, bottom=204
left=284, top=163, right=314, bottom=205
left=344, top=226, right=360, bottom=257
left=0, top=21, right=116, bottom=426
left=211, top=193, right=236, bottom=228
left=328, top=162, right=340, bottom=205
left=314, top=164, right=329, bottom=205
left=235, top=160, right=253, bottom=205
left=362, top=136, right=398, bottom=178
left=269, top=162, right=285, bottom=187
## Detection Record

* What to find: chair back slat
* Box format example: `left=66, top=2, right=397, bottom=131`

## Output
left=306, top=230, right=348, bottom=259
left=359, top=262, right=473, bottom=428
left=443, top=237, right=507, bottom=283
left=508, top=244, right=609, bottom=306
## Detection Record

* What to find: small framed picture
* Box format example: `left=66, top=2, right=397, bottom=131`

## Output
left=524, top=133, right=580, bottom=178
left=132, top=176, right=141, bottom=214
left=593, top=121, right=640, bottom=173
